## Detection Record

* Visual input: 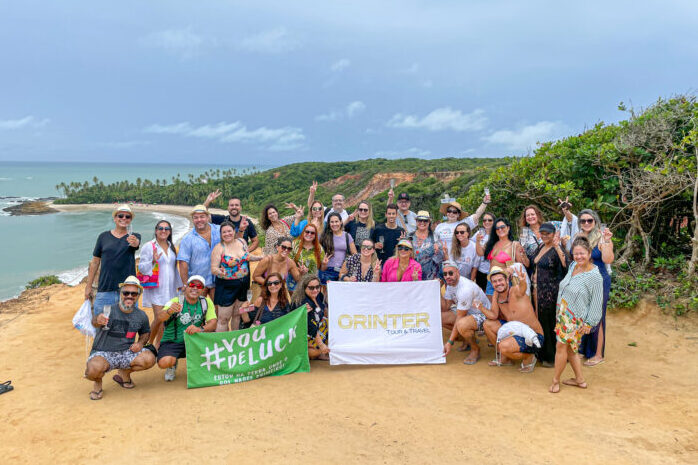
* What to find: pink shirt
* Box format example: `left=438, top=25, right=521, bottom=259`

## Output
left=380, top=258, right=423, bottom=282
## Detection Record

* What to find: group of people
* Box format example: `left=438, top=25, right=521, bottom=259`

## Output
left=83, top=183, right=613, bottom=400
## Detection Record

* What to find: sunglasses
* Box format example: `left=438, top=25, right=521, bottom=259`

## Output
left=121, top=291, right=139, bottom=297
left=116, top=214, right=132, bottom=219
left=267, top=280, right=281, bottom=286
left=279, top=245, right=293, bottom=252
left=443, top=271, right=456, bottom=277
left=455, top=230, right=468, bottom=235
left=417, top=219, right=429, bottom=223
left=304, top=231, right=316, bottom=235
left=358, top=208, right=369, bottom=212
left=312, top=207, right=323, bottom=211
left=188, top=282, right=204, bottom=289
left=397, top=245, right=411, bottom=251
left=495, top=225, right=508, bottom=230
left=482, top=218, right=494, bottom=223
left=579, top=218, right=595, bottom=224
left=156, top=226, right=171, bottom=231
left=307, top=285, right=321, bottom=291
left=446, top=209, right=460, bottom=214
left=361, top=245, right=374, bottom=250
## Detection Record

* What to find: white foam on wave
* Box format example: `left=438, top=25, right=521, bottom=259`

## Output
left=0, top=196, right=38, bottom=216
left=58, top=266, right=89, bottom=286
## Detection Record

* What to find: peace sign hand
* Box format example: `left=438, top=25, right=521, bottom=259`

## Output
left=310, top=181, right=318, bottom=193
left=153, top=249, right=162, bottom=264
left=558, top=196, right=572, bottom=211
left=412, top=267, right=419, bottom=281
left=553, top=231, right=561, bottom=248
left=206, top=189, right=222, bottom=205
left=322, top=254, right=333, bottom=266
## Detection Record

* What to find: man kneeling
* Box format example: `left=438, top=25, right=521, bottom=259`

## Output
left=157, top=275, right=217, bottom=381
left=84, top=276, right=155, bottom=400
left=442, top=261, right=491, bottom=365
left=475, top=266, right=544, bottom=372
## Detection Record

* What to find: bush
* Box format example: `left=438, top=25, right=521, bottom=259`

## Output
left=25, top=275, right=61, bottom=290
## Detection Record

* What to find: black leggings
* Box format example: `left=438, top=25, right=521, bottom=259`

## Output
left=475, top=270, right=488, bottom=293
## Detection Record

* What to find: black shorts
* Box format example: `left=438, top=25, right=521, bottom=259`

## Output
left=214, top=277, right=247, bottom=307
left=157, top=341, right=187, bottom=360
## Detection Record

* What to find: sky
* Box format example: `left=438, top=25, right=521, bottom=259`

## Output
left=1, top=0, right=697, bottom=164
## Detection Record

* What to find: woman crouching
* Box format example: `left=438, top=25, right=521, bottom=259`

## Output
left=291, top=274, right=329, bottom=360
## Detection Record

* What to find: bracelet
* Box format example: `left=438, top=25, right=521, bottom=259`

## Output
left=447, top=339, right=455, bottom=345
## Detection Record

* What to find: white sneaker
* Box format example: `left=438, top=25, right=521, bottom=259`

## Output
left=164, top=363, right=176, bottom=382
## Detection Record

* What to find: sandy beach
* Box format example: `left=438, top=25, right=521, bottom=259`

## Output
left=49, top=201, right=230, bottom=222
left=1, top=281, right=696, bottom=464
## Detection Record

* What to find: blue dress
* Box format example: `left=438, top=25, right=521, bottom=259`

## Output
left=579, top=246, right=610, bottom=358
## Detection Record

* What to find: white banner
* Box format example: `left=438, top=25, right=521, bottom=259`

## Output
left=328, top=280, right=445, bottom=365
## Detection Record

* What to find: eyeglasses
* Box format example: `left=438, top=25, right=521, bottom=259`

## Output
left=443, top=271, right=456, bottom=277
left=188, top=282, right=204, bottom=289
left=121, top=291, right=139, bottom=297
left=454, top=230, right=468, bottom=235
left=579, top=218, right=594, bottom=224
left=446, top=209, right=459, bottom=214
left=279, top=245, right=293, bottom=252
left=156, top=226, right=171, bottom=231
left=397, top=245, right=411, bottom=251
left=307, top=285, right=321, bottom=291
left=312, top=207, right=323, bottom=211
left=116, top=214, right=132, bottom=219
left=267, top=280, right=281, bottom=286
left=361, top=245, right=374, bottom=250
left=482, top=218, right=494, bottom=223
left=304, top=231, right=316, bottom=235
left=358, top=208, right=369, bottom=212
left=495, top=225, right=508, bottom=230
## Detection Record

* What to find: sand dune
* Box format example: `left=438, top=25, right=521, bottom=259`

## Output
left=1, top=284, right=696, bottom=464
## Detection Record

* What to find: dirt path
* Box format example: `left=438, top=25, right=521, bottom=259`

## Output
left=1, top=286, right=696, bottom=464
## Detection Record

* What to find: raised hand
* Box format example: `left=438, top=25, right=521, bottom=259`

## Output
left=299, top=264, right=309, bottom=274
left=602, top=227, right=613, bottom=242
left=310, top=181, right=318, bottom=194
left=553, top=231, right=561, bottom=248
left=240, top=217, right=249, bottom=231
left=126, top=234, right=140, bottom=247
left=168, top=301, right=182, bottom=315
left=388, top=188, right=394, bottom=199
left=558, top=196, right=572, bottom=211
left=412, top=267, right=419, bottom=280
left=373, top=260, right=382, bottom=274
left=294, top=205, right=305, bottom=219
left=153, top=249, right=162, bottom=263
left=206, top=189, right=222, bottom=205
left=322, top=254, right=333, bottom=267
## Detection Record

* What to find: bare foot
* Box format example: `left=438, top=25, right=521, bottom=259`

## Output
left=562, top=378, right=588, bottom=389
left=549, top=381, right=560, bottom=394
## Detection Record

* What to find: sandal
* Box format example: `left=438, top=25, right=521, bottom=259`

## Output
left=463, top=353, right=480, bottom=365
left=112, top=374, right=135, bottom=389
left=562, top=378, right=588, bottom=389
left=89, top=389, right=103, bottom=401
left=0, top=380, right=13, bottom=395
left=583, top=358, right=605, bottom=367
left=519, top=355, right=537, bottom=373
left=488, top=359, right=513, bottom=367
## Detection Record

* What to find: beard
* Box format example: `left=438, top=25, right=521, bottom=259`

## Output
left=120, top=296, right=137, bottom=312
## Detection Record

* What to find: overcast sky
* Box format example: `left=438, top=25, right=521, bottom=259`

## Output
left=1, top=1, right=696, bottom=164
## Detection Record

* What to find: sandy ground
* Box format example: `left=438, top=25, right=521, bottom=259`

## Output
left=1, top=283, right=697, bottom=465
left=50, top=201, right=230, bottom=221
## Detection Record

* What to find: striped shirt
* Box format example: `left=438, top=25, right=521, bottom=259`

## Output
left=557, top=262, right=604, bottom=327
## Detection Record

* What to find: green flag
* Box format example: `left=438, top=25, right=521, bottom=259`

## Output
left=184, top=305, right=310, bottom=388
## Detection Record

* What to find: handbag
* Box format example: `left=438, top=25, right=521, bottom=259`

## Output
left=137, top=242, right=160, bottom=288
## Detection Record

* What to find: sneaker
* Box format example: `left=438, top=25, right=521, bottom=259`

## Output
left=164, top=361, right=177, bottom=382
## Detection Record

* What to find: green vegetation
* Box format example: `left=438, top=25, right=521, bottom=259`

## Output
left=26, top=275, right=61, bottom=290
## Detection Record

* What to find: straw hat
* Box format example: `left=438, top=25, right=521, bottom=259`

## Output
left=487, top=266, right=509, bottom=282
left=119, top=275, right=143, bottom=292
left=416, top=210, right=431, bottom=221
left=190, top=204, right=209, bottom=217
left=112, top=204, right=134, bottom=218
left=439, top=201, right=466, bottom=220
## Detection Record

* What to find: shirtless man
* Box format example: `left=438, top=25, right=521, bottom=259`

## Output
left=475, top=266, right=544, bottom=373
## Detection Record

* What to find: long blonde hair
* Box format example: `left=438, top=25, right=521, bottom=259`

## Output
left=356, top=200, right=375, bottom=230
left=577, top=209, right=602, bottom=248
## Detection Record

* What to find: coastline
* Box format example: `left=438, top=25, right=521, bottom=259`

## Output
left=49, top=201, right=228, bottom=220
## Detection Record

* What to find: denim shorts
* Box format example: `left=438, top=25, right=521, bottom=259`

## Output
left=319, top=268, right=340, bottom=284
left=486, top=281, right=494, bottom=296
left=93, top=291, right=120, bottom=316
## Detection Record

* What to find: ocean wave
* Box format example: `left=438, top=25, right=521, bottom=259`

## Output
left=58, top=266, right=89, bottom=286
left=0, top=177, right=12, bottom=181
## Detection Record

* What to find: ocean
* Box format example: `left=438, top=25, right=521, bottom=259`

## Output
left=0, top=161, right=267, bottom=302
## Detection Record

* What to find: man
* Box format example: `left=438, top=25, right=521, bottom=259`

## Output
left=441, top=261, right=491, bottom=365
left=203, top=189, right=259, bottom=252
left=84, top=204, right=141, bottom=316
left=84, top=276, right=155, bottom=400
left=371, top=203, right=405, bottom=262
left=477, top=266, right=544, bottom=373
left=156, top=275, right=217, bottom=381
left=387, top=190, right=417, bottom=235
left=177, top=205, right=221, bottom=298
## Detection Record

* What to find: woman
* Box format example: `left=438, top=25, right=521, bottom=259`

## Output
left=549, top=236, right=604, bottom=393
left=260, top=204, right=296, bottom=256
left=477, top=217, right=529, bottom=298
left=210, top=222, right=262, bottom=332
left=473, top=212, right=495, bottom=292
left=320, top=212, right=357, bottom=283
left=444, top=222, right=479, bottom=281
left=408, top=210, right=443, bottom=280
left=138, top=220, right=182, bottom=348
left=561, top=208, right=613, bottom=365
left=291, top=274, right=330, bottom=360
left=248, top=272, right=292, bottom=325
left=253, top=236, right=303, bottom=291
left=434, top=194, right=489, bottom=256
left=519, top=205, right=545, bottom=259
left=339, top=239, right=382, bottom=282
left=292, top=223, right=328, bottom=278
left=381, top=238, right=423, bottom=282
left=291, top=200, right=325, bottom=238
left=531, top=222, right=569, bottom=367
left=344, top=200, right=376, bottom=248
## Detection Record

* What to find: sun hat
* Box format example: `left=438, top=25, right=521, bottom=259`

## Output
left=487, top=266, right=509, bottom=282
left=191, top=204, right=209, bottom=217
left=539, top=222, right=556, bottom=233
left=113, top=204, right=134, bottom=218
left=439, top=201, right=466, bottom=220
left=119, top=275, right=143, bottom=292
left=396, top=238, right=413, bottom=249
left=187, top=275, right=206, bottom=286
left=416, top=210, right=431, bottom=221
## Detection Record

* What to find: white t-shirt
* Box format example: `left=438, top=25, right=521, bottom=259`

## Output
left=434, top=214, right=478, bottom=255
left=324, top=208, right=349, bottom=223
left=444, top=276, right=490, bottom=316
left=452, top=241, right=481, bottom=279
left=474, top=229, right=490, bottom=273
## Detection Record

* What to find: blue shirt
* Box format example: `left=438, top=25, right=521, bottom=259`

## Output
left=177, top=223, right=221, bottom=286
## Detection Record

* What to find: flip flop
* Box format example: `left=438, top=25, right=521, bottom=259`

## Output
left=549, top=382, right=560, bottom=394
left=562, top=378, right=588, bottom=389
left=519, top=355, right=537, bottom=373
left=0, top=380, right=13, bottom=395
left=463, top=353, right=480, bottom=365
left=89, top=389, right=103, bottom=401
left=112, top=374, right=135, bottom=389
left=488, top=359, right=513, bottom=367
left=583, top=358, right=605, bottom=367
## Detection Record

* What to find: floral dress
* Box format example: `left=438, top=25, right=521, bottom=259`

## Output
left=409, top=232, right=443, bottom=280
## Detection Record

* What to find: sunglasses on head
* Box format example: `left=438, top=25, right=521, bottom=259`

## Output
left=267, top=280, right=281, bottom=286
left=361, top=244, right=374, bottom=250
left=306, top=284, right=321, bottom=291
left=579, top=218, right=594, bottom=224
left=188, top=282, right=204, bottom=289
left=121, top=291, right=139, bottom=297
left=279, top=245, right=292, bottom=252
left=116, top=214, right=132, bottom=219
left=397, top=245, right=411, bottom=251
left=443, top=271, right=456, bottom=277
left=156, top=226, right=171, bottom=231
left=358, top=208, right=369, bottom=212
left=312, top=207, right=323, bottom=211
left=455, top=230, right=468, bottom=235
left=446, top=209, right=459, bottom=214
left=495, top=225, right=508, bottom=230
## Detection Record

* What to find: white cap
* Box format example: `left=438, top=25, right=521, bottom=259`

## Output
left=187, top=275, right=206, bottom=286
